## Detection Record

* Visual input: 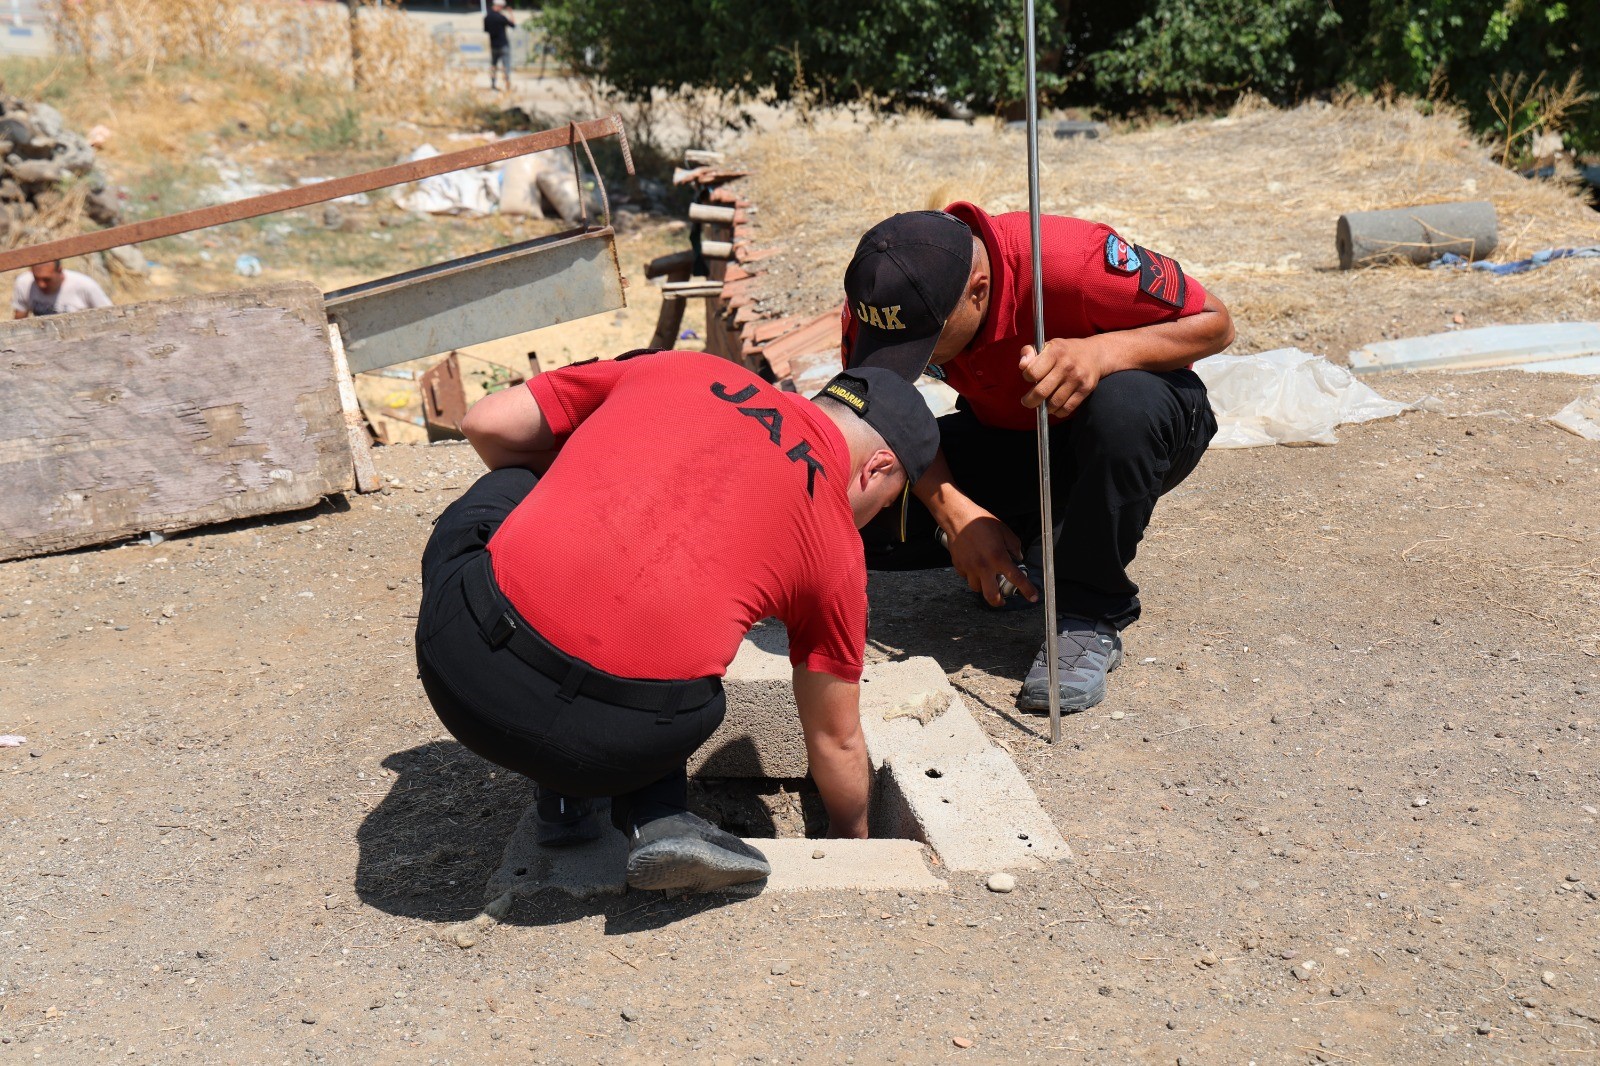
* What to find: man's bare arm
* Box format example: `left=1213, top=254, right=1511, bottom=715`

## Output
left=1021, top=292, right=1236, bottom=417
left=459, top=385, right=559, bottom=471
left=913, top=451, right=1038, bottom=607
left=792, top=666, right=869, bottom=838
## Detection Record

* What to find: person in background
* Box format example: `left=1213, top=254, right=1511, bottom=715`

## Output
left=484, top=0, right=516, bottom=93
left=12, top=260, right=112, bottom=319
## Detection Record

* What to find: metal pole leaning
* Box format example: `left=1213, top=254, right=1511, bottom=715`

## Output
left=1024, top=0, right=1063, bottom=744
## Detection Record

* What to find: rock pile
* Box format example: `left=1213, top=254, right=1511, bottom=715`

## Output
left=0, top=93, right=121, bottom=242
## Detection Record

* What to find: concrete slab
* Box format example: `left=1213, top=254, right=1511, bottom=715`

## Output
left=484, top=802, right=628, bottom=902
left=732, top=839, right=947, bottom=893
left=484, top=808, right=946, bottom=899
left=690, top=620, right=810, bottom=778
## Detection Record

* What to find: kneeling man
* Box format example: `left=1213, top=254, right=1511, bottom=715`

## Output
left=414, top=349, right=938, bottom=892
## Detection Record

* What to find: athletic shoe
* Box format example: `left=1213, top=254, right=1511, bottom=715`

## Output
left=624, top=811, right=771, bottom=893
left=534, top=787, right=604, bottom=848
left=1016, top=616, right=1124, bottom=713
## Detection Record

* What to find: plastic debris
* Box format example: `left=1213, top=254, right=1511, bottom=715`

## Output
left=1550, top=384, right=1600, bottom=441
left=1350, top=323, right=1600, bottom=376
left=390, top=144, right=499, bottom=217
left=1196, top=348, right=1412, bottom=448
left=678, top=329, right=700, bottom=340
left=1430, top=245, right=1600, bottom=276
left=0, top=735, right=26, bottom=747
left=234, top=254, right=262, bottom=277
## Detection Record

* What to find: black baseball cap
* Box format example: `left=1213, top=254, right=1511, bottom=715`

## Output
left=817, top=367, right=939, bottom=485
left=843, top=210, right=974, bottom=381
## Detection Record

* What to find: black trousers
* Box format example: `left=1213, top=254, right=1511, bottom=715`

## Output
left=415, top=468, right=727, bottom=831
left=862, top=368, right=1217, bottom=630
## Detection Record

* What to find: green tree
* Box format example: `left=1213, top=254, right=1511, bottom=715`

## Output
left=1087, top=0, right=1342, bottom=107
left=538, top=0, right=1066, bottom=112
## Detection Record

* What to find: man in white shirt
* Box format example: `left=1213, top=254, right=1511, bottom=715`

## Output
left=12, top=261, right=112, bottom=318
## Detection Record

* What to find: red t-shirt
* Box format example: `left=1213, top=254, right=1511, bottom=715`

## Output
left=842, top=202, right=1210, bottom=431
left=487, top=351, right=866, bottom=683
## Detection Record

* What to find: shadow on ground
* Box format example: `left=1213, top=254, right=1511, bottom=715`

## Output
left=355, top=741, right=536, bottom=923
left=866, top=569, right=1039, bottom=680
left=356, top=742, right=785, bottom=930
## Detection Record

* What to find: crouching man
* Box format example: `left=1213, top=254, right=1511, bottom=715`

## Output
left=414, top=349, right=938, bottom=893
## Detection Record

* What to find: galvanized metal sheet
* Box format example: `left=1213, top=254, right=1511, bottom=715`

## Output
left=1349, top=322, right=1600, bottom=376
left=325, top=227, right=625, bottom=374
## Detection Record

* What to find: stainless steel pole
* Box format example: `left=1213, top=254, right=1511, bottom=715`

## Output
left=1024, top=0, right=1063, bottom=744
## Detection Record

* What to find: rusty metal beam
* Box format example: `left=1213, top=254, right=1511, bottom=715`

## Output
left=0, top=114, right=633, bottom=273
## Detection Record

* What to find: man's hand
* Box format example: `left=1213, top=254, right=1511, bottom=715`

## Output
left=942, top=497, right=1040, bottom=608
left=1019, top=336, right=1108, bottom=419
left=792, top=667, right=869, bottom=839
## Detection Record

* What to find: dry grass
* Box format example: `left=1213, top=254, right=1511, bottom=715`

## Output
left=741, top=98, right=1600, bottom=361
left=50, top=0, right=459, bottom=119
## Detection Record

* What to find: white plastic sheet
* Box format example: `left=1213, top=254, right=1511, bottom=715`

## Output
left=390, top=144, right=500, bottom=217
left=1550, top=384, right=1600, bottom=441
left=1195, top=347, right=1412, bottom=448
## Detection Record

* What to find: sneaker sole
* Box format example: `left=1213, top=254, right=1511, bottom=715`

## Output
left=626, top=837, right=771, bottom=893
left=1015, top=645, right=1124, bottom=713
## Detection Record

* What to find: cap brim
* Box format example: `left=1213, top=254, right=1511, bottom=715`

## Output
left=847, top=328, right=939, bottom=382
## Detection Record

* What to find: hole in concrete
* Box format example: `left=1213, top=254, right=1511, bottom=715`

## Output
left=689, top=777, right=828, bottom=839
left=513, top=867, right=528, bottom=876
left=925, top=767, right=943, bottom=779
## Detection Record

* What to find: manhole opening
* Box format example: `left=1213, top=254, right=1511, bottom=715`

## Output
left=689, top=777, right=825, bottom=839
left=689, top=766, right=913, bottom=841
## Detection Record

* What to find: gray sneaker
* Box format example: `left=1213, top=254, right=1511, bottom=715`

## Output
left=1017, top=616, right=1124, bottom=713
left=625, top=811, right=771, bottom=893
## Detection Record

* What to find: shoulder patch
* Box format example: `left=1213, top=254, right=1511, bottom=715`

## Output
left=1104, top=233, right=1141, bottom=274
left=1134, top=246, right=1187, bottom=308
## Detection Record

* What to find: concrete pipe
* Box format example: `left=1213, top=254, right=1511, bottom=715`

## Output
left=1336, top=200, right=1498, bottom=269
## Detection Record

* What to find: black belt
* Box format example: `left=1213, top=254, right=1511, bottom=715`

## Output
left=461, top=552, right=719, bottom=719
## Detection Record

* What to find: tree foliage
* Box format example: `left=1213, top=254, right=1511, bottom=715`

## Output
left=538, top=0, right=1597, bottom=151
left=539, top=0, right=1065, bottom=112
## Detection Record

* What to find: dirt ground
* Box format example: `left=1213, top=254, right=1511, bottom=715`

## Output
left=3, top=366, right=1596, bottom=1063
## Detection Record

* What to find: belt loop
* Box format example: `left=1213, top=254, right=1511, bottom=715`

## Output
left=556, top=660, right=589, bottom=703
left=654, top=685, right=685, bottom=725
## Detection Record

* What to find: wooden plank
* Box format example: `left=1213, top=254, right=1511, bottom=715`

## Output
left=328, top=323, right=381, bottom=493
left=0, top=115, right=631, bottom=273
left=0, top=283, right=354, bottom=560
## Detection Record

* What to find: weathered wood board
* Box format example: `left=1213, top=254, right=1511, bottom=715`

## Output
left=0, top=282, right=354, bottom=561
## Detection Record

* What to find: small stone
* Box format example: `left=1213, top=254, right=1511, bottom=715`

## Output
left=1291, top=963, right=1315, bottom=981
left=322, top=204, right=343, bottom=229
left=812, top=849, right=825, bottom=860
left=453, top=929, right=477, bottom=949
left=952, top=1036, right=973, bottom=1049
left=1198, top=952, right=1218, bottom=967
left=1280, top=949, right=1298, bottom=960
left=770, top=962, right=790, bottom=976
left=1565, top=873, right=1582, bottom=883
left=620, top=1006, right=640, bottom=1022
left=1411, top=796, right=1428, bottom=808
left=1166, top=1019, right=1178, bottom=1030
left=1109, top=711, right=1124, bottom=721
left=301, top=1015, right=317, bottom=1025
left=986, top=872, right=1016, bottom=894
left=1542, top=970, right=1557, bottom=987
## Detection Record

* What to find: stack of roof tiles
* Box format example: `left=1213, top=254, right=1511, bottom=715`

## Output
left=651, top=153, right=841, bottom=392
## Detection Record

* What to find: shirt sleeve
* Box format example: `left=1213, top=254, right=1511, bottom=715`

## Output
left=11, top=274, right=28, bottom=315
left=525, top=358, right=634, bottom=443
left=85, top=278, right=112, bottom=309
left=781, top=561, right=867, bottom=683
left=1061, top=220, right=1209, bottom=335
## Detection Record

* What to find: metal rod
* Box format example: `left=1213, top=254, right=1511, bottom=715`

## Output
left=0, top=114, right=633, bottom=273
left=1024, top=0, right=1063, bottom=745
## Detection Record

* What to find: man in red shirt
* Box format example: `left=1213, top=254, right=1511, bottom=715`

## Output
left=414, top=349, right=937, bottom=893
left=841, top=206, right=1234, bottom=713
